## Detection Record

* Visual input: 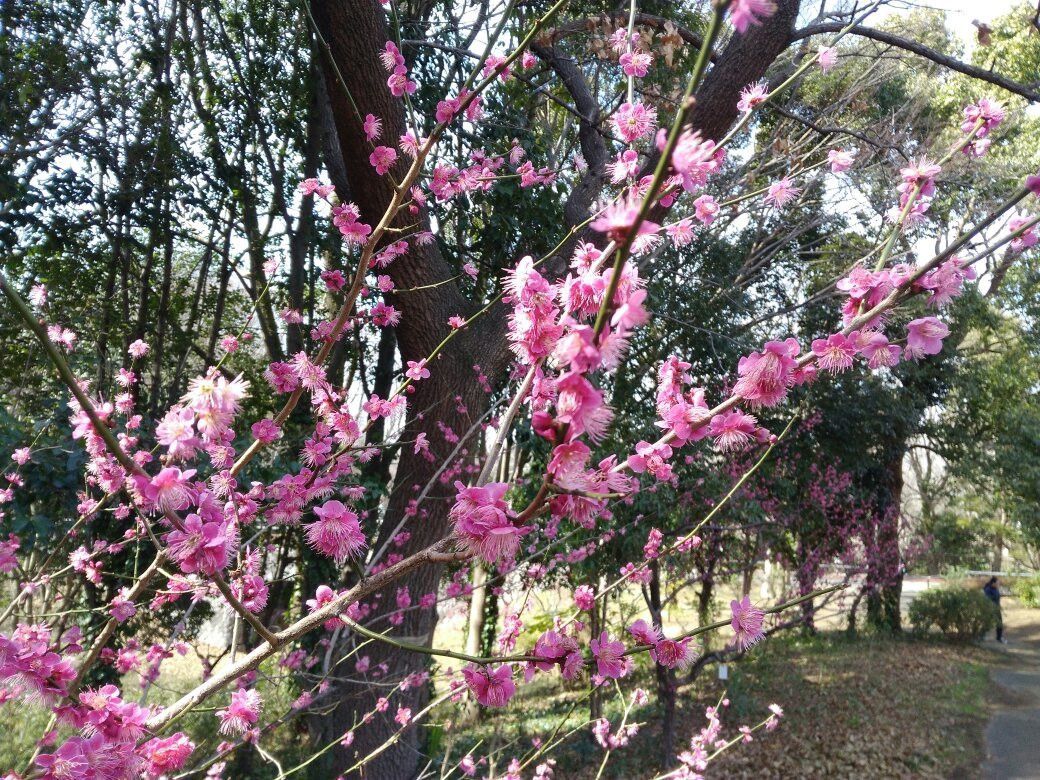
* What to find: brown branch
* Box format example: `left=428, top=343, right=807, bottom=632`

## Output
left=794, top=22, right=1040, bottom=102
left=69, top=552, right=167, bottom=696
left=766, top=100, right=911, bottom=159
left=544, top=13, right=713, bottom=61
left=144, top=537, right=463, bottom=732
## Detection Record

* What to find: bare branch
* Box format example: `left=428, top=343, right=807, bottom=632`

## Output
left=794, top=23, right=1040, bottom=102
left=766, top=100, right=911, bottom=159
left=544, top=13, right=713, bottom=61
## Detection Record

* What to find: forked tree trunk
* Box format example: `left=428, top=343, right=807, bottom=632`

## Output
left=307, top=3, right=507, bottom=775
left=307, top=1, right=803, bottom=775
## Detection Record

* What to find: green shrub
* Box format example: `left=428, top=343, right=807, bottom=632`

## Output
left=908, top=586, right=998, bottom=640
left=1013, top=576, right=1040, bottom=608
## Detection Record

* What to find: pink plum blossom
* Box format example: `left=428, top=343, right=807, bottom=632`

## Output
left=127, top=339, right=150, bottom=359
left=707, top=410, right=758, bottom=452
left=905, top=317, right=949, bottom=358
left=450, top=482, right=526, bottom=563
left=693, top=194, right=720, bottom=225
left=574, top=585, right=595, bottom=611
left=811, top=333, right=857, bottom=373
left=730, top=0, right=777, bottom=33
left=369, top=145, right=398, bottom=175
left=612, top=101, right=657, bottom=143
left=461, top=664, right=515, bottom=707
left=619, top=50, right=652, bottom=77
left=364, top=113, right=382, bottom=141
left=216, top=688, right=261, bottom=735
left=406, top=359, right=430, bottom=381
left=305, top=500, right=366, bottom=562
left=764, top=177, right=801, bottom=209
left=626, top=441, right=673, bottom=481
left=733, top=338, right=800, bottom=407
left=165, top=514, right=229, bottom=575
left=590, top=631, right=627, bottom=679
left=737, top=81, right=768, bottom=112
left=828, top=148, right=855, bottom=173
left=817, top=45, right=838, bottom=72
left=730, top=596, right=765, bottom=651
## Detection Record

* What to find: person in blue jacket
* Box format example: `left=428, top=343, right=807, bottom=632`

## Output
left=984, top=577, right=1006, bottom=643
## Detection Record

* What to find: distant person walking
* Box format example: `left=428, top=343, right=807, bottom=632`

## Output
left=984, top=576, right=1006, bottom=643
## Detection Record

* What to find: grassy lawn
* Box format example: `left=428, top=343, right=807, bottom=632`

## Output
left=434, top=631, right=1001, bottom=779
left=709, top=633, right=997, bottom=779
left=0, top=650, right=311, bottom=778
left=0, top=622, right=1005, bottom=778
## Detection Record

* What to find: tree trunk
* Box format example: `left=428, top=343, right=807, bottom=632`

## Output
left=95, top=239, right=120, bottom=388
left=846, top=590, right=863, bottom=637
left=687, top=0, right=802, bottom=142
left=867, top=448, right=905, bottom=633
left=459, top=562, right=489, bottom=724
left=648, top=562, right=677, bottom=768
left=697, top=577, right=714, bottom=635
left=287, top=67, right=321, bottom=357
left=741, top=560, right=754, bottom=599
left=992, top=507, right=1005, bottom=573
left=656, top=660, right=678, bottom=768
left=308, top=3, right=506, bottom=775
left=464, top=562, right=488, bottom=658
left=795, top=556, right=816, bottom=634
left=148, top=201, right=174, bottom=417
left=480, top=585, right=499, bottom=658
left=364, top=325, right=398, bottom=485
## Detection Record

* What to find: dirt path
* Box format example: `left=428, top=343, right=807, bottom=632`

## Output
left=982, top=600, right=1040, bottom=780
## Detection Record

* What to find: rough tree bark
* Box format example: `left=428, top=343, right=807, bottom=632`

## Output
left=288, top=68, right=321, bottom=357
left=308, top=2, right=508, bottom=775
left=647, top=561, right=678, bottom=768
left=866, top=443, right=906, bottom=633
left=794, top=543, right=817, bottom=633
left=686, top=0, right=801, bottom=142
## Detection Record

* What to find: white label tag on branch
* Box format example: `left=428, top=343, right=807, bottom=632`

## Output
left=718, top=664, right=729, bottom=680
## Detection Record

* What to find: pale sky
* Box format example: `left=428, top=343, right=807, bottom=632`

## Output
left=876, top=0, right=1025, bottom=51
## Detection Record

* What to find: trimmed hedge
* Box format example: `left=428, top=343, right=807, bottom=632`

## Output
left=908, top=586, right=998, bottom=640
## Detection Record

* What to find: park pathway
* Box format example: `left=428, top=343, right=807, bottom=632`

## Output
left=982, top=601, right=1040, bottom=780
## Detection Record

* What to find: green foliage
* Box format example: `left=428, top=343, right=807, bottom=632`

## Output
left=912, top=504, right=997, bottom=574
left=972, top=4, right=1040, bottom=87
left=1012, top=576, right=1040, bottom=608
left=923, top=289, right=1040, bottom=570
left=908, top=587, right=998, bottom=640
